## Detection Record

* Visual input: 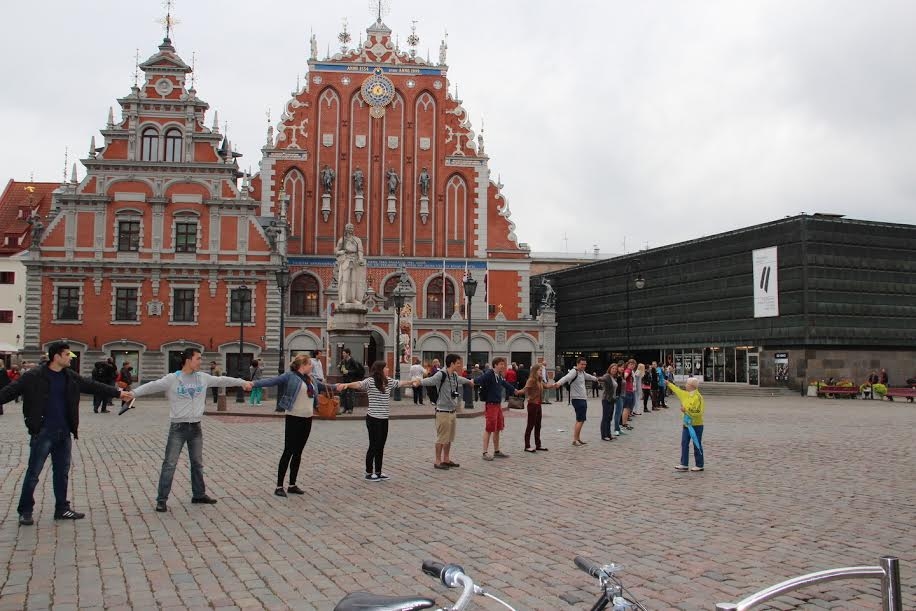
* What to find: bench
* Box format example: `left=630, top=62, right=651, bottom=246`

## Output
left=885, top=387, right=916, bottom=402
left=816, top=385, right=859, bottom=398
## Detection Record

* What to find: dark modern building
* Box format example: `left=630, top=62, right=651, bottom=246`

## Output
left=533, top=214, right=916, bottom=389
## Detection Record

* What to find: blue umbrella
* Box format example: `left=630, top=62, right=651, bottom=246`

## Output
left=683, top=413, right=703, bottom=456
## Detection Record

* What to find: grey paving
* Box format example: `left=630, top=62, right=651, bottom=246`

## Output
left=0, top=395, right=913, bottom=610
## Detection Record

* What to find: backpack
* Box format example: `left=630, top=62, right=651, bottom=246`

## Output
left=92, top=362, right=108, bottom=381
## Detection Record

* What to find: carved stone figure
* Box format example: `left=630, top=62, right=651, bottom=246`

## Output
left=28, top=214, right=44, bottom=248
left=386, top=167, right=399, bottom=196
left=540, top=277, right=556, bottom=308
left=334, top=223, right=367, bottom=305
left=264, top=220, right=281, bottom=251
left=352, top=167, right=365, bottom=195
left=418, top=167, right=431, bottom=197
left=310, top=34, right=318, bottom=60
left=320, top=165, right=335, bottom=194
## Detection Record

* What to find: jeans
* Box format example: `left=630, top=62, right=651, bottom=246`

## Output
left=278, top=415, right=312, bottom=487
left=680, top=425, right=704, bottom=468
left=211, top=387, right=219, bottom=403
left=249, top=387, right=263, bottom=404
left=341, top=388, right=355, bottom=412
left=93, top=393, right=108, bottom=412
left=365, top=415, right=389, bottom=475
left=600, top=399, right=614, bottom=438
left=157, top=422, right=205, bottom=502
left=413, top=385, right=424, bottom=404
left=613, top=396, right=624, bottom=433
left=524, top=403, right=543, bottom=448
left=18, top=428, right=73, bottom=514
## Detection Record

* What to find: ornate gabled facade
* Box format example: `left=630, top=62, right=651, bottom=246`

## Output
left=252, top=18, right=555, bottom=369
left=22, top=37, right=278, bottom=380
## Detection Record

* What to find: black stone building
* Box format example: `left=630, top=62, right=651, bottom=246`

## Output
left=533, top=214, right=916, bottom=389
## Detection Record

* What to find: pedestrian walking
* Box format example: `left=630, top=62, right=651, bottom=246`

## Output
left=474, top=357, right=522, bottom=460
left=522, top=364, right=555, bottom=452
left=248, top=359, right=264, bottom=405
left=554, top=357, right=598, bottom=446
left=598, top=363, right=618, bottom=441
left=0, top=342, right=128, bottom=526
left=669, top=377, right=705, bottom=472
left=420, top=354, right=472, bottom=469
left=252, top=354, right=331, bottom=496
left=336, top=361, right=415, bottom=481
left=130, top=347, right=251, bottom=512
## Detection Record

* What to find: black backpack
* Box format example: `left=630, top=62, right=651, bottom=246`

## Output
left=92, top=361, right=108, bottom=381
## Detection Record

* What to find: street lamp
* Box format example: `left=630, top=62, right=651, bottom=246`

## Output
left=625, top=260, right=645, bottom=360
left=463, top=271, right=478, bottom=409
left=235, top=284, right=250, bottom=403
left=388, top=267, right=413, bottom=401
left=274, top=264, right=291, bottom=411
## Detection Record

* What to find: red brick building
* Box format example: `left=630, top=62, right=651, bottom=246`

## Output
left=252, top=18, right=555, bottom=370
left=21, top=38, right=277, bottom=380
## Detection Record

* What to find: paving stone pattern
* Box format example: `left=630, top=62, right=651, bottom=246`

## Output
left=0, top=396, right=913, bottom=610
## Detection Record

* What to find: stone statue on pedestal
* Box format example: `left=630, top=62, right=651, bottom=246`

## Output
left=335, top=223, right=366, bottom=305
left=418, top=167, right=430, bottom=197
left=540, top=277, right=556, bottom=309
left=386, top=167, right=399, bottom=196
left=352, top=167, right=365, bottom=195
left=321, top=165, right=335, bottom=194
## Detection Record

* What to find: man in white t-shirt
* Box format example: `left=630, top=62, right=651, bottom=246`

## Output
left=408, top=357, right=426, bottom=405
left=311, top=350, right=325, bottom=383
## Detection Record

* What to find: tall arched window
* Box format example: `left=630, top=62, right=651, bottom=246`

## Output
left=141, top=128, right=159, bottom=161
left=426, top=275, right=456, bottom=319
left=289, top=274, right=320, bottom=316
left=164, top=128, right=183, bottom=162
left=283, top=169, right=305, bottom=237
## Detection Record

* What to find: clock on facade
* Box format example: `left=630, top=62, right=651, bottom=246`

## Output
left=360, top=68, right=395, bottom=118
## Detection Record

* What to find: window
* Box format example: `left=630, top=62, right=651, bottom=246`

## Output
left=118, top=220, right=140, bottom=251
left=140, top=127, right=159, bottom=161
left=56, top=287, right=80, bottom=320
left=0, top=310, right=12, bottom=323
left=175, top=222, right=197, bottom=253
left=115, top=288, right=139, bottom=321
left=164, top=129, right=182, bottom=162
left=426, top=275, right=456, bottom=319
left=289, top=275, right=319, bottom=316
left=0, top=271, right=14, bottom=284
left=172, top=288, right=195, bottom=322
left=230, top=288, right=252, bottom=323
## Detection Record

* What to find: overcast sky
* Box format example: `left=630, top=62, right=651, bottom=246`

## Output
left=3, top=1, right=915, bottom=254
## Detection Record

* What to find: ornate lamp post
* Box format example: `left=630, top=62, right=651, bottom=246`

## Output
left=235, top=284, right=250, bottom=403
left=274, top=264, right=291, bottom=411
left=388, top=267, right=414, bottom=401
left=625, top=260, right=646, bottom=359
left=463, top=272, right=478, bottom=409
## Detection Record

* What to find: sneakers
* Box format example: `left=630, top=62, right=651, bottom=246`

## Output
left=536, top=447, right=548, bottom=452
left=524, top=448, right=537, bottom=453
left=19, top=512, right=33, bottom=526
left=675, top=465, right=689, bottom=472
left=493, top=450, right=509, bottom=458
left=287, top=485, right=305, bottom=494
left=612, top=431, right=621, bottom=437
left=376, top=473, right=390, bottom=480
left=54, top=508, right=85, bottom=520
left=690, top=466, right=704, bottom=472
left=155, top=501, right=168, bottom=512
left=191, top=495, right=218, bottom=504
left=365, top=473, right=379, bottom=481
left=482, top=452, right=494, bottom=461
left=274, top=487, right=287, bottom=497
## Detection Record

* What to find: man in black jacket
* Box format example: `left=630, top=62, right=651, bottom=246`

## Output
left=91, top=357, right=117, bottom=413
left=337, top=348, right=364, bottom=414
left=0, top=341, right=129, bottom=526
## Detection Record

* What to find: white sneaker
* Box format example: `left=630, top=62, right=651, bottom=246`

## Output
left=612, top=431, right=621, bottom=437
left=376, top=473, right=390, bottom=480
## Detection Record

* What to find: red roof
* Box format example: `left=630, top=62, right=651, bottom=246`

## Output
left=0, top=179, right=60, bottom=256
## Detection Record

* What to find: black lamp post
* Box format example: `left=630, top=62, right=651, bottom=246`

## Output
left=235, top=284, right=250, bottom=403
left=274, top=264, right=291, bottom=411
left=463, top=271, right=478, bottom=409
left=625, top=260, right=646, bottom=360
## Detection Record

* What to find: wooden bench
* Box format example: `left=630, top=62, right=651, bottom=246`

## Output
left=816, top=385, right=859, bottom=398
left=885, top=387, right=916, bottom=402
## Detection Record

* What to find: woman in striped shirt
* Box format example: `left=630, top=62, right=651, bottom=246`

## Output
left=336, top=360, right=417, bottom=481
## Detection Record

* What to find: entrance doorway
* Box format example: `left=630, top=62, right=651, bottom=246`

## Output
left=747, top=352, right=760, bottom=386
left=113, top=350, right=140, bottom=382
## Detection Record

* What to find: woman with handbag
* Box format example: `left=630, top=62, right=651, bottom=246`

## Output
left=252, top=354, right=331, bottom=497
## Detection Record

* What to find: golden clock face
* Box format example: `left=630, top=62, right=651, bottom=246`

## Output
left=361, top=72, right=396, bottom=110
left=371, top=84, right=385, bottom=96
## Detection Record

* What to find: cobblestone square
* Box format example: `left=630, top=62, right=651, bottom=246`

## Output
left=1, top=395, right=913, bottom=610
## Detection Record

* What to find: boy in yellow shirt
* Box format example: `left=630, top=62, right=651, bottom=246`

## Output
left=666, top=377, right=705, bottom=472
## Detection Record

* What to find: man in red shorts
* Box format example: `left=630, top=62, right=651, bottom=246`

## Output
left=474, top=357, right=522, bottom=461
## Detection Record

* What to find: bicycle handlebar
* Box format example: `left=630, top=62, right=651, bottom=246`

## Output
left=422, top=559, right=446, bottom=580
left=575, top=555, right=606, bottom=578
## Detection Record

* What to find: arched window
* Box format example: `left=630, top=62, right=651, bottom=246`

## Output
left=140, top=128, right=159, bottom=161
left=382, top=274, right=413, bottom=299
left=289, top=274, right=320, bottom=316
left=426, top=275, right=456, bottom=319
left=164, top=128, right=183, bottom=162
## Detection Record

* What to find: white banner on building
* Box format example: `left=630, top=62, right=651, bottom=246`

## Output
left=753, top=246, right=779, bottom=318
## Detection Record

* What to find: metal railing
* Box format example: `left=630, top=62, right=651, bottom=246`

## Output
left=715, top=556, right=901, bottom=611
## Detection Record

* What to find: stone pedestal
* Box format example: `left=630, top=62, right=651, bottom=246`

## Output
left=354, top=194, right=364, bottom=222
left=328, top=302, right=372, bottom=372
left=419, top=195, right=429, bottom=224
left=321, top=193, right=331, bottom=221
left=387, top=195, right=397, bottom=223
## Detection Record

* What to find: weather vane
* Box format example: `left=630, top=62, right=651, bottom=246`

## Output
left=338, top=18, right=351, bottom=52
left=133, top=48, right=140, bottom=87
left=158, top=0, right=180, bottom=40
left=407, top=20, right=419, bottom=57
left=370, top=0, right=391, bottom=22
left=190, top=51, right=196, bottom=88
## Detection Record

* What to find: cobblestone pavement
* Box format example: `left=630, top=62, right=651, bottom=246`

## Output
left=0, top=395, right=913, bottom=610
